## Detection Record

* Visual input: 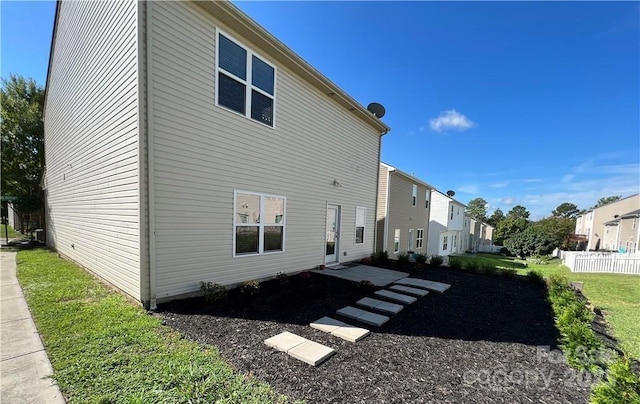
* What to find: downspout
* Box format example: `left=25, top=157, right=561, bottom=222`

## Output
left=375, top=130, right=388, bottom=254
left=146, top=1, right=157, bottom=310
left=382, top=168, right=391, bottom=253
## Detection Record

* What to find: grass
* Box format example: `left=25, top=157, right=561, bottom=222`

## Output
left=452, top=253, right=640, bottom=359
left=16, top=249, right=291, bottom=403
left=1, top=224, right=23, bottom=239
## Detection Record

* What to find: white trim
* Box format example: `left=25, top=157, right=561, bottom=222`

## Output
left=215, top=29, right=277, bottom=129
left=325, top=203, right=342, bottom=264
left=233, top=190, right=286, bottom=257
left=382, top=169, right=390, bottom=252
left=355, top=206, right=366, bottom=245
left=393, top=228, right=400, bottom=253
left=408, top=228, right=414, bottom=252
left=146, top=1, right=157, bottom=310
left=412, top=184, right=417, bottom=207
left=416, top=228, right=424, bottom=249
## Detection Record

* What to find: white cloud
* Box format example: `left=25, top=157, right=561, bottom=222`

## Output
left=500, top=197, right=515, bottom=205
left=561, top=174, right=575, bottom=183
left=429, top=109, right=476, bottom=133
left=458, top=185, right=479, bottom=194
left=489, top=181, right=510, bottom=188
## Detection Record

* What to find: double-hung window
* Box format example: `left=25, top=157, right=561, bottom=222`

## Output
left=443, top=236, right=448, bottom=251
left=425, top=190, right=429, bottom=209
left=217, top=32, right=276, bottom=126
left=234, top=191, right=285, bottom=256
left=393, top=229, right=400, bottom=253
left=355, top=207, right=366, bottom=244
left=412, top=185, right=417, bottom=207
left=416, top=229, right=424, bottom=249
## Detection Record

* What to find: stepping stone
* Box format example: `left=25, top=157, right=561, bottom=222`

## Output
left=310, top=317, right=370, bottom=343
left=288, top=340, right=336, bottom=366
left=264, top=331, right=307, bottom=352
left=356, top=297, right=404, bottom=314
left=394, top=278, right=451, bottom=293
left=389, top=284, right=429, bottom=297
left=337, top=306, right=389, bottom=327
left=375, top=289, right=417, bottom=304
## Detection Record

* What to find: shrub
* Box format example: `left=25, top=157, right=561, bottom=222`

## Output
left=591, top=356, right=640, bottom=403
left=358, top=280, right=376, bottom=293
left=429, top=255, right=443, bottom=267
left=480, top=263, right=498, bottom=275
left=397, top=252, right=410, bottom=263
left=275, top=272, right=290, bottom=286
left=527, top=270, right=545, bottom=284
left=465, top=259, right=479, bottom=272
left=240, top=280, right=260, bottom=296
left=371, top=250, right=389, bottom=265
left=448, top=257, right=462, bottom=269
left=529, top=255, right=551, bottom=265
left=414, top=253, right=427, bottom=264
left=199, top=281, right=228, bottom=304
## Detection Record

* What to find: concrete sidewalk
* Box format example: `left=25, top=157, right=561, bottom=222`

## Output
left=1, top=251, right=66, bottom=403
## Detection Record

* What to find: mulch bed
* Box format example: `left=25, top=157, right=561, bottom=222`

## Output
left=158, top=264, right=592, bottom=403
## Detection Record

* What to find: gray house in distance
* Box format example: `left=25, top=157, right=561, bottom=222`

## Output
left=43, top=0, right=389, bottom=308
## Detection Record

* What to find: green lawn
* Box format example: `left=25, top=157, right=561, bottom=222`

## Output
left=16, top=249, right=291, bottom=403
left=452, top=253, right=640, bottom=359
left=1, top=224, right=23, bottom=239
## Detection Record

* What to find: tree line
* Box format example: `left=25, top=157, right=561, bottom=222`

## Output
left=465, top=196, right=622, bottom=258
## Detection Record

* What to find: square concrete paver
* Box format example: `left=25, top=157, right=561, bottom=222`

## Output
left=264, top=332, right=307, bottom=352
left=312, top=265, right=409, bottom=286
left=389, top=284, right=429, bottom=297
left=331, top=325, right=370, bottom=343
left=0, top=297, right=32, bottom=323
left=394, top=278, right=451, bottom=293
left=374, top=289, right=417, bottom=304
left=356, top=297, right=403, bottom=314
left=310, top=316, right=347, bottom=333
left=287, top=340, right=335, bottom=366
left=336, top=306, right=389, bottom=327
left=423, top=281, right=451, bottom=293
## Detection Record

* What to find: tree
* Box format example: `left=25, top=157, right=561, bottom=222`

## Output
left=503, top=226, right=555, bottom=258
left=487, top=208, right=505, bottom=228
left=507, top=205, right=530, bottom=220
left=551, top=202, right=579, bottom=219
left=593, top=196, right=622, bottom=209
left=0, top=74, right=45, bottom=236
left=465, top=197, right=488, bottom=222
left=535, top=216, right=575, bottom=249
left=494, top=216, right=529, bottom=245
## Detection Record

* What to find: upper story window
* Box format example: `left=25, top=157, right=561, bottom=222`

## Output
left=425, top=190, right=429, bottom=209
left=450, top=205, right=454, bottom=220
left=412, top=185, right=417, bottom=206
left=633, top=217, right=637, bottom=229
left=216, top=32, right=276, bottom=127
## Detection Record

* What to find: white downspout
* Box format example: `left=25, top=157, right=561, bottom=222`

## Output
left=146, top=1, right=157, bottom=310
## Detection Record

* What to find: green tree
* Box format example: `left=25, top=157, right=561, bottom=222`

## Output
left=0, top=74, right=45, bottom=234
left=503, top=226, right=556, bottom=258
left=465, top=197, right=488, bottom=221
left=534, top=216, right=575, bottom=249
left=593, top=195, right=622, bottom=209
left=551, top=202, right=579, bottom=219
left=507, top=205, right=530, bottom=220
left=487, top=208, right=505, bottom=228
left=494, top=205, right=531, bottom=245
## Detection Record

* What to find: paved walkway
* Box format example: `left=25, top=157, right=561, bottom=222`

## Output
left=1, top=251, right=66, bottom=404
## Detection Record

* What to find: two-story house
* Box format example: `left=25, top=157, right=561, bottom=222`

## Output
left=427, top=190, right=466, bottom=256
left=574, top=194, right=640, bottom=251
left=43, top=0, right=389, bottom=308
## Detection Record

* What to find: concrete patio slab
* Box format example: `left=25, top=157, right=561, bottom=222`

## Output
left=394, top=278, right=451, bottom=293
left=355, top=297, right=403, bottom=314
left=312, top=265, right=408, bottom=287
left=310, top=316, right=347, bottom=333
left=337, top=306, right=389, bottom=327
left=264, top=331, right=307, bottom=352
left=0, top=296, right=32, bottom=323
left=374, top=289, right=417, bottom=304
left=287, top=340, right=335, bottom=366
left=389, top=284, right=429, bottom=297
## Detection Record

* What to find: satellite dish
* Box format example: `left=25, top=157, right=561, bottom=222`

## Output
left=446, top=190, right=455, bottom=197
left=367, top=102, right=386, bottom=118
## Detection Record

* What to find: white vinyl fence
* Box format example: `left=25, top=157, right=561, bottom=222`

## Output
left=478, top=245, right=502, bottom=253
left=561, top=251, right=640, bottom=275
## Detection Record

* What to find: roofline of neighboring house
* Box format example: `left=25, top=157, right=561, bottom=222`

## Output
left=431, top=188, right=467, bottom=208
left=42, top=0, right=61, bottom=120
left=196, top=0, right=390, bottom=135
left=380, top=162, right=435, bottom=190
left=620, top=209, right=640, bottom=219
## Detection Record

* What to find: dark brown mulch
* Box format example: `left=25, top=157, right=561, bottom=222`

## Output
left=158, top=265, right=592, bottom=403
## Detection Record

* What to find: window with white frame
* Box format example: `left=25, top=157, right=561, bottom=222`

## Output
left=425, top=190, right=429, bottom=209
left=634, top=218, right=637, bottom=229
left=355, top=207, right=366, bottom=244
left=234, top=191, right=285, bottom=256
left=453, top=234, right=457, bottom=248
left=408, top=229, right=414, bottom=251
left=217, top=32, right=276, bottom=127
left=412, top=185, right=417, bottom=206
left=450, top=205, right=454, bottom=220
left=443, top=235, right=448, bottom=250
left=416, top=228, right=424, bottom=249
left=394, top=229, right=400, bottom=253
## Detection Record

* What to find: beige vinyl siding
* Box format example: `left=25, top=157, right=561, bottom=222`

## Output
left=376, top=165, right=390, bottom=252
left=384, top=173, right=430, bottom=257
left=44, top=1, right=141, bottom=299
left=149, top=1, right=380, bottom=299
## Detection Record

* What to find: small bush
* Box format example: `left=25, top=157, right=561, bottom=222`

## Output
left=591, top=356, right=640, bottom=403
left=240, top=280, right=260, bottom=296
left=529, top=255, right=551, bottom=265
left=414, top=253, right=427, bottom=264
left=527, top=270, right=545, bottom=284
left=199, top=281, right=228, bottom=304
left=481, top=263, right=498, bottom=275
left=465, top=259, right=479, bottom=271
left=358, top=280, right=376, bottom=293
left=275, top=272, right=290, bottom=286
left=371, top=250, right=389, bottom=265
left=430, top=255, right=443, bottom=267
left=448, top=257, right=462, bottom=269
left=397, top=252, right=410, bottom=263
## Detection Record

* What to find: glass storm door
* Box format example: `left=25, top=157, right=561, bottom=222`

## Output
left=325, top=205, right=340, bottom=263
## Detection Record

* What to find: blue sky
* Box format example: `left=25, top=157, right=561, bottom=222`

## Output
left=2, top=1, right=639, bottom=220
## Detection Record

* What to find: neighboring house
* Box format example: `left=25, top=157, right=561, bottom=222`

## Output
left=464, top=215, right=495, bottom=253
left=43, top=0, right=389, bottom=308
left=574, top=194, right=640, bottom=251
left=602, top=209, right=640, bottom=253
left=376, top=162, right=433, bottom=258
left=427, top=190, right=466, bottom=256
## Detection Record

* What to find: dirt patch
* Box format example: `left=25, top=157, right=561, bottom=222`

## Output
left=158, top=266, right=591, bottom=403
